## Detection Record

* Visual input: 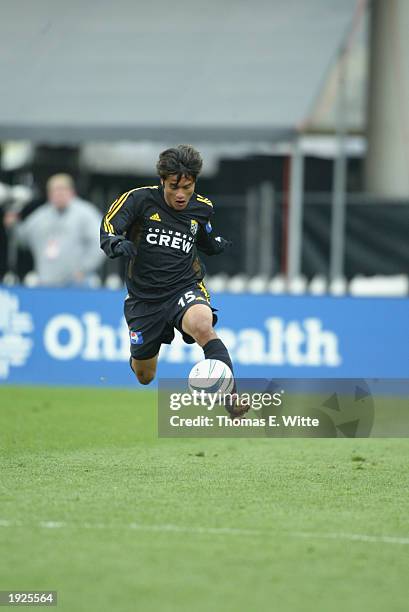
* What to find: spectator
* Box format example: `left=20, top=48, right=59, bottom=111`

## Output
left=3, top=174, right=104, bottom=286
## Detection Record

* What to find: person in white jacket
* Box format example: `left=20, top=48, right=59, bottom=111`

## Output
left=4, top=173, right=104, bottom=286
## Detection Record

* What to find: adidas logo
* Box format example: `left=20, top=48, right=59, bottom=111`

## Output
left=149, top=213, right=161, bottom=221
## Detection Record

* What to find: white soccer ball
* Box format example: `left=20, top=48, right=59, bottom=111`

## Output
left=188, top=359, right=234, bottom=395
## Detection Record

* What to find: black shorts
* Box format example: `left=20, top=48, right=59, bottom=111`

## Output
left=124, top=281, right=218, bottom=360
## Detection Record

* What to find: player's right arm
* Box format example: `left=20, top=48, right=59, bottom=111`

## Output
left=100, top=190, right=139, bottom=258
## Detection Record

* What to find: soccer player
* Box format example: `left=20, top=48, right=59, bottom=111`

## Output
left=100, top=145, right=247, bottom=416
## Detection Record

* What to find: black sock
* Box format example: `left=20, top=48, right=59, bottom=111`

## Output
left=203, top=338, right=237, bottom=394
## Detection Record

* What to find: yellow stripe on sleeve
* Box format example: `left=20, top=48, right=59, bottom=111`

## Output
left=103, top=186, right=159, bottom=234
left=196, top=194, right=213, bottom=207
left=104, top=191, right=131, bottom=232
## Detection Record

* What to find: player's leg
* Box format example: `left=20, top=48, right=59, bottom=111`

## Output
left=131, top=354, right=159, bottom=385
left=181, top=304, right=235, bottom=376
left=124, top=296, right=172, bottom=386
left=181, top=303, right=249, bottom=416
left=171, top=286, right=248, bottom=416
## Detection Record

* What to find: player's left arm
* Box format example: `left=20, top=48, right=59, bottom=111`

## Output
left=196, top=214, right=232, bottom=256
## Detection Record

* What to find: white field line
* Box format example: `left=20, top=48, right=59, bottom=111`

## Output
left=1, top=520, right=409, bottom=545
left=128, top=523, right=258, bottom=536
left=292, top=531, right=409, bottom=545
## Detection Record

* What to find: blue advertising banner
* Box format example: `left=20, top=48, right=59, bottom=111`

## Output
left=0, top=285, right=408, bottom=387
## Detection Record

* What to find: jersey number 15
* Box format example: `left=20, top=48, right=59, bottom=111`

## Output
left=178, top=291, right=196, bottom=308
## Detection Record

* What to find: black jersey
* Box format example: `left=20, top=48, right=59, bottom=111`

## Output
left=100, top=185, right=224, bottom=301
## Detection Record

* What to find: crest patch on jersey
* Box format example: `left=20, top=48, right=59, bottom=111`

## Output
left=150, top=212, right=161, bottom=221
left=190, top=220, right=198, bottom=236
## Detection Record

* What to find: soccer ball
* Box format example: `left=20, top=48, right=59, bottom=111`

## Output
left=188, top=359, right=234, bottom=395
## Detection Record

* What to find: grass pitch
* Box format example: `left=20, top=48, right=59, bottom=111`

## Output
left=1, top=386, right=408, bottom=612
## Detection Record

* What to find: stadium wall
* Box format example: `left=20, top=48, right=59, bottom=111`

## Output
left=1, top=286, right=408, bottom=386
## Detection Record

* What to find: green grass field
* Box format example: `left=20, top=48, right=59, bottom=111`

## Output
left=1, top=386, right=408, bottom=612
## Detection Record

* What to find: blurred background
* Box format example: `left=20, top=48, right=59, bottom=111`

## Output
left=0, top=0, right=408, bottom=384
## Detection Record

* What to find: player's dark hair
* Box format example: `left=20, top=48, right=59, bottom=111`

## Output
left=156, top=145, right=203, bottom=183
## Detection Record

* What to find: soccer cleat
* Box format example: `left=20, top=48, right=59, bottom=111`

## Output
left=225, top=393, right=251, bottom=418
